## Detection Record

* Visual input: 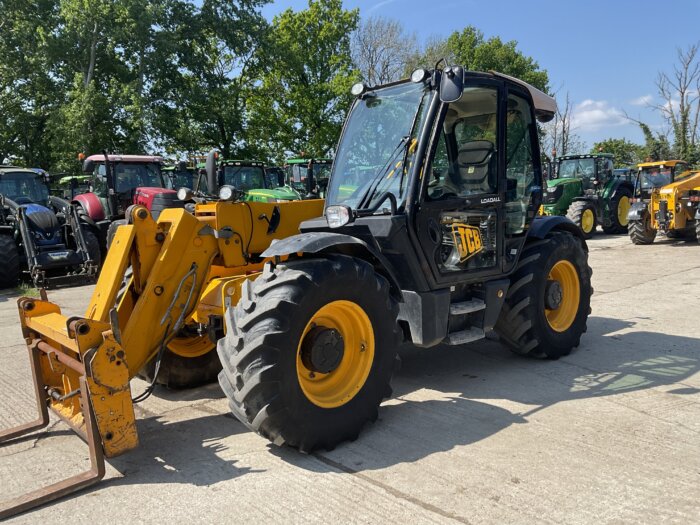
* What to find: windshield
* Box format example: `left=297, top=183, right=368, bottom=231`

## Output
left=639, top=167, right=672, bottom=189
left=557, top=158, right=595, bottom=179
left=168, top=169, right=197, bottom=190
left=326, top=82, right=432, bottom=209
left=287, top=163, right=332, bottom=191
left=0, top=172, right=50, bottom=206
left=97, top=162, right=163, bottom=193
left=223, top=165, right=265, bottom=191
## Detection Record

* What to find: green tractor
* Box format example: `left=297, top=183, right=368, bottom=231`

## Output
left=539, top=153, right=634, bottom=238
left=285, top=157, right=333, bottom=198
left=194, top=152, right=301, bottom=203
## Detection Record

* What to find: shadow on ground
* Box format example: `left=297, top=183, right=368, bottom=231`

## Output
left=274, top=315, right=700, bottom=472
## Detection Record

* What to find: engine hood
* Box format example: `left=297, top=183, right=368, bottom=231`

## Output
left=545, top=177, right=582, bottom=189
left=22, top=203, right=61, bottom=239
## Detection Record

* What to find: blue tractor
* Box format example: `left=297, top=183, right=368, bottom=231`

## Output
left=0, top=165, right=101, bottom=288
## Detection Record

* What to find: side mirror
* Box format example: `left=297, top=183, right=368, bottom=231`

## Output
left=82, top=159, right=95, bottom=174
left=439, top=66, right=464, bottom=103
left=205, top=149, right=219, bottom=193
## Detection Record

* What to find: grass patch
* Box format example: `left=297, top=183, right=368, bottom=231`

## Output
left=10, top=283, right=41, bottom=298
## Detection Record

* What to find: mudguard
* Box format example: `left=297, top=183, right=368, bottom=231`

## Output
left=527, top=215, right=587, bottom=246
left=262, top=231, right=402, bottom=294
left=73, top=192, right=106, bottom=222
left=628, top=201, right=648, bottom=221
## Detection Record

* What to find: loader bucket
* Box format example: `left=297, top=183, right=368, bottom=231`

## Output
left=0, top=297, right=137, bottom=519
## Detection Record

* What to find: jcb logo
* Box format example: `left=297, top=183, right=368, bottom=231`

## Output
left=451, top=223, right=483, bottom=262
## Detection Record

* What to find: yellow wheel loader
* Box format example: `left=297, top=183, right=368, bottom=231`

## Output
left=0, top=197, right=324, bottom=518
left=627, top=170, right=700, bottom=244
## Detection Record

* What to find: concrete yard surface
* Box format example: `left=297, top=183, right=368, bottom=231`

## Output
left=0, top=233, right=699, bottom=524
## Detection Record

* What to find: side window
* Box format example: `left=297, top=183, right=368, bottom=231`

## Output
left=426, top=86, right=499, bottom=199
left=505, top=93, right=536, bottom=234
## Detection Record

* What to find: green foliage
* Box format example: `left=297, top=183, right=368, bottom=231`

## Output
left=406, top=26, right=548, bottom=92
left=248, top=0, right=359, bottom=162
left=591, top=138, right=644, bottom=167
left=636, top=122, right=673, bottom=162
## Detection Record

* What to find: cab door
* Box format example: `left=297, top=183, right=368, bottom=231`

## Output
left=413, top=80, right=542, bottom=286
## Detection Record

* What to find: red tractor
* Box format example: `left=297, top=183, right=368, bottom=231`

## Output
left=73, top=153, right=184, bottom=250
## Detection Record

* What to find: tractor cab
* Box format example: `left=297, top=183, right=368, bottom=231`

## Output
left=553, top=154, right=614, bottom=190
left=285, top=157, right=333, bottom=197
left=201, top=155, right=301, bottom=203
left=0, top=168, right=51, bottom=208
left=164, top=161, right=205, bottom=193
left=75, top=154, right=183, bottom=250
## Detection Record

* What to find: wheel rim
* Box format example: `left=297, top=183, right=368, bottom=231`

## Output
left=297, top=300, right=375, bottom=408
left=617, top=196, right=631, bottom=226
left=168, top=335, right=215, bottom=358
left=545, top=260, right=580, bottom=332
left=581, top=209, right=595, bottom=233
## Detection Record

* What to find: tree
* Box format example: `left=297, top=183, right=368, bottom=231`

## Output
left=650, top=44, right=700, bottom=162
left=406, top=26, right=549, bottom=92
left=352, top=17, right=416, bottom=85
left=590, top=138, right=644, bottom=167
left=541, top=92, right=586, bottom=158
left=249, top=0, right=359, bottom=161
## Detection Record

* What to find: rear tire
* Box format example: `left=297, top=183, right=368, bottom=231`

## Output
left=116, top=266, right=222, bottom=389
left=0, top=235, right=20, bottom=289
left=495, top=231, right=592, bottom=359
left=696, top=220, right=700, bottom=244
left=218, top=255, right=400, bottom=452
left=566, top=201, right=597, bottom=239
left=628, top=216, right=656, bottom=245
left=602, top=188, right=632, bottom=234
left=106, top=219, right=127, bottom=250
left=82, top=227, right=102, bottom=268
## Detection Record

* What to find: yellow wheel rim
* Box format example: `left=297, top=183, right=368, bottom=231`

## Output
left=617, top=196, right=631, bottom=226
left=581, top=208, right=595, bottom=233
left=168, top=335, right=215, bottom=358
left=296, top=300, right=374, bottom=408
left=545, top=260, right=580, bottom=332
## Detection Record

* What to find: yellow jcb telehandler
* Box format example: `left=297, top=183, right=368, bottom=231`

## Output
left=2, top=68, right=594, bottom=518
left=627, top=169, right=700, bottom=244
left=0, top=197, right=324, bottom=518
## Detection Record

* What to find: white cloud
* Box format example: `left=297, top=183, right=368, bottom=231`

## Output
left=571, top=99, right=627, bottom=132
left=630, top=94, right=653, bottom=106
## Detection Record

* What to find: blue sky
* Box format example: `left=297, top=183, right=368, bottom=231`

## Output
left=262, top=0, right=700, bottom=149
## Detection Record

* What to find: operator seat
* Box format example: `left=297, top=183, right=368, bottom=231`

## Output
left=453, top=140, right=495, bottom=194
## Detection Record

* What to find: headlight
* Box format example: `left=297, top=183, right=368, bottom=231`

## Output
left=218, top=185, right=236, bottom=201
left=326, top=205, right=352, bottom=228
left=177, top=187, right=194, bottom=201
left=351, top=82, right=366, bottom=96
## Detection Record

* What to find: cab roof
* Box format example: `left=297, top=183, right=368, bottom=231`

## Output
left=637, top=160, right=686, bottom=168
left=558, top=153, right=614, bottom=160
left=221, top=159, right=264, bottom=167
left=86, top=154, right=164, bottom=163
left=0, top=166, right=40, bottom=176
left=488, top=71, right=557, bottom=122
left=286, top=158, right=333, bottom=164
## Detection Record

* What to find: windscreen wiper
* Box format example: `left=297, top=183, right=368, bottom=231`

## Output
left=357, top=136, right=409, bottom=211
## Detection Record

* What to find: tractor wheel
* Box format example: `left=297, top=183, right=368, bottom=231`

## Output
left=218, top=255, right=400, bottom=452
left=0, top=235, right=20, bottom=289
left=115, top=266, right=222, bottom=389
left=602, top=188, right=632, bottom=234
left=696, top=220, right=700, bottom=244
left=82, top=227, right=102, bottom=268
left=106, top=219, right=127, bottom=250
left=566, top=201, right=597, bottom=239
left=495, top=231, right=592, bottom=359
left=628, top=216, right=656, bottom=245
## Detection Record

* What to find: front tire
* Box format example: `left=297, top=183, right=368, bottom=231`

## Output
left=82, top=227, right=102, bottom=268
left=566, top=201, right=597, bottom=239
left=218, top=255, right=400, bottom=452
left=0, top=235, right=20, bottom=289
left=495, top=231, right=592, bottom=359
left=628, top=216, right=656, bottom=245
